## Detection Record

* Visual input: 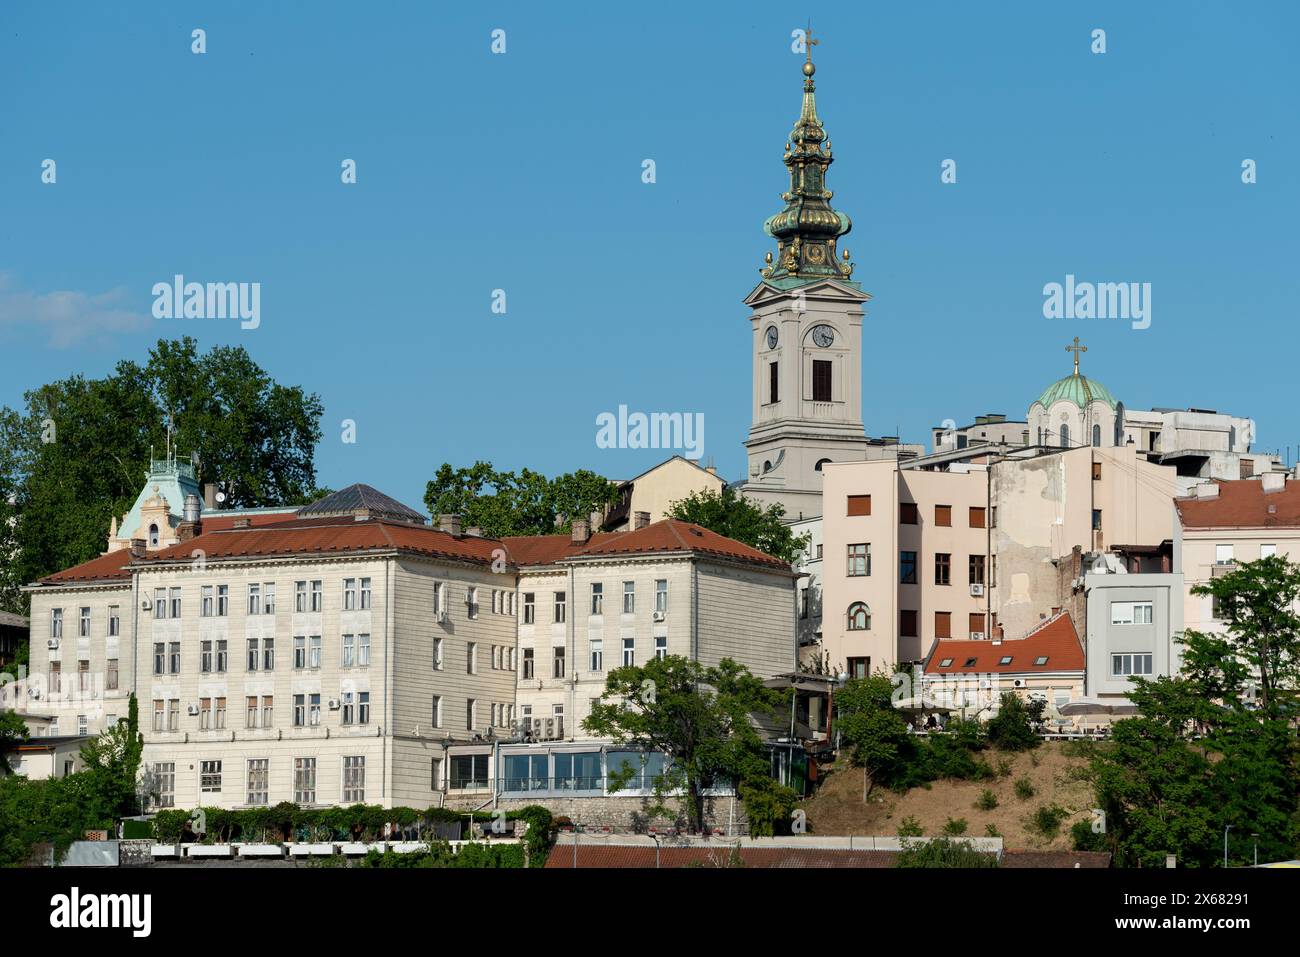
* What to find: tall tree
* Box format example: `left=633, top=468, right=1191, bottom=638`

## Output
left=582, top=655, right=783, bottom=831
left=667, top=486, right=808, bottom=564
left=423, top=462, right=617, bottom=537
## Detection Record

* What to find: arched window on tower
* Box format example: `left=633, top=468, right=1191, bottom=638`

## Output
left=847, top=602, right=871, bottom=631
left=1092, top=424, right=1101, bottom=447
left=1060, top=424, right=1070, bottom=447
left=815, top=458, right=832, bottom=472
left=148, top=523, right=159, bottom=547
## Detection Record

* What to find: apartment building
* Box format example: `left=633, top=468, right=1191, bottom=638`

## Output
left=1082, top=551, right=1184, bottom=700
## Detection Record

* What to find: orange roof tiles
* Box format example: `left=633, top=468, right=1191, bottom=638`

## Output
left=922, top=612, right=1084, bottom=675
left=1176, top=479, right=1300, bottom=528
left=38, top=550, right=133, bottom=585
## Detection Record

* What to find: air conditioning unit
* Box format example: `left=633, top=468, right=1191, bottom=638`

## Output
left=544, top=718, right=555, bottom=740
left=436, top=609, right=448, bottom=624
left=29, top=688, right=41, bottom=700
left=652, top=610, right=666, bottom=622
left=532, top=718, right=545, bottom=738
left=328, top=698, right=341, bottom=710
left=969, top=583, right=985, bottom=597
left=1012, top=679, right=1024, bottom=688
left=971, top=632, right=985, bottom=640
left=46, top=638, right=59, bottom=650
left=140, top=598, right=152, bottom=611
left=187, top=704, right=200, bottom=716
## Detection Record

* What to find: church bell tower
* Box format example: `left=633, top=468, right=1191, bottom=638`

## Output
left=739, top=36, right=873, bottom=520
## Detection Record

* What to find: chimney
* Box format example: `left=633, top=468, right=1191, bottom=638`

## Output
left=203, top=483, right=216, bottom=510
left=129, top=538, right=147, bottom=558
left=178, top=493, right=203, bottom=542
left=465, top=526, right=483, bottom=538
left=439, top=514, right=462, bottom=537
left=705, top=465, right=717, bottom=476
left=1262, top=472, right=1286, bottom=494
left=571, top=518, right=590, bottom=544
left=1195, top=483, right=1219, bottom=499
left=634, top=511, right=651, bottom=530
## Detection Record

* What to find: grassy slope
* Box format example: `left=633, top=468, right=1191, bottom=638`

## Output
left=802, top=741, right=1099, bottom=849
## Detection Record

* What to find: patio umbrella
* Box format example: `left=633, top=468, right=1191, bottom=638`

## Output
left=892, top=696, right=954, bottom=713
left=1057, top=697, right=1137, bottom=716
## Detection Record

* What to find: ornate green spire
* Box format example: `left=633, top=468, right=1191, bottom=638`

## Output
left=761, top=32, right=855, bottom=286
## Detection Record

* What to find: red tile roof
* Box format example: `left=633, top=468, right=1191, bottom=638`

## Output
left=1176, top=479, right=1300, bottom=529
left=37, top=550, right=133, bottom=585
left=560, top=520, right=790, bottom=570
left=922, top=612, right=1084, bottom=675
left=501, top=532, right=620, bottom=567
left=200, top=511, right=300, bottom=531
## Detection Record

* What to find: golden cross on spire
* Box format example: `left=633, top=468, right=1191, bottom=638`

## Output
left=804, top=22, right=819, bottom=61
left=1066, top=336, right=1087, bottom=375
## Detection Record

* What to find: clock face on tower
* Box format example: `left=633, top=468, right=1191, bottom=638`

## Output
left=811, top=324, right=835, bottom=347
left=765, top=326, right=778, bottom=350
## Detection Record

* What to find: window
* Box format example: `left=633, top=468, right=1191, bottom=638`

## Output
left=812, top=359, right=832, bottom=402
left=201, top=585, right=213, bottom=617
left=846, top=657, right=869, bottom=680
left=433, top=581, right=444, bottom=618
left=77, top=659, right=90, bottom=691
left=294, top=581, right=306, bottom=612
left=152, top=699, right=165, bottom=732
left=799, top=587, right=809, bottom=619
left=155, top=762, right=174, bottom=808
left=655, top=579, right=668, bottom=614
left=214, top=697, right=226, bottom=729
left=963, top=656, right=978, bottom=668
left=168, top=587, right=181, bottom=619
left=433, top=637, right=444, bottom=670
left=168, top=642, right=180, bottom=674
left=847, top=495, right=871, bottom=517
left=343, top=756, right=366, bottom=802
left=590, top=639, right=603, bottom=672
left=216, top=584, right=228, bottom=617
left=655, top=635, right=667, bottom=660
left=622, top=636, right=635, bottom=667
left=78, top=607, right=90, bottom=638
left=168, top=699, right=180, bottom=731
left=1060, top=424, right=1070, bottom=447
left=343, top=578, right=357, bottom=610
left=310, top=580, right=323, bottom=612
left=553, top=646, right=566, bottom=679
left=247, top=759, right=269, bottom=806
left=522, top=648, right=534, bottom=679
left=935, top=505, right=952, bottom=527
left=246, top=696, right=258, bottom=728
left=359, top=578, right=371, bottom=609
left=769, top=360, right=779, bottom=403
left=1261, top=543, right=1278, bottom=558
left=203, top=640, right=216, bottom=673
left=47, top=662, right=60, bottom=695
left=900, top=550, right=917, bottom=584
left=847, top=602, right=870, bottom=631
left=935, top=612, right=952, bottom=639
left=998, top=655, right=1013, bottom=666
left=523, top=592, right=535, bottom=624
left=108, top=605, right=120, bottom=636
left=248, top=583, right=261, bottom=615
left=261, top=696, right=273, bottom=728
left=294, top=636, right=307, bottom=670
left=466, top=699, right=477, bottom=731
left=938, top=657, right=954, bottom=668
left=1110, top=602, right=1153, bottom=625
left=106, top=658, right=119, bottom=691
left=1092, top=461, right=1102, bottom=480
left=900, top=610, right=918, bottom=637
left=899, top=503, right=919, bottom=525
left=149, top=524, right=160, bottom=548
left=969, top=613, right=985, bottom=637
left=154, top=588, right=166, bottom=620
left=200, top=760, right=222, bottom=793
left=622, top=581, right=635, bottom=614
left=341, top=691, right=356, bottom=725
left=246, top=639, right=260, bottom=672
left=847, top=543, right=870, bottom=577
left=969, top=554, right=985, bottom=586
left=294, top=758, right=316, bottom=804
left=430, top=758, right=443, bottom=790
left=430, top=695, right=442, bottom=728
left=1091, top=509, right=1103, bottom=531
left=1215, top=544, right=1234, bottom=565
left=467, top=642, right=477, bottom=674
left=356, top=633, right=369, bottom=666
left=1111, top=653, right=1153, bottom=677
left=935, top=553, right=951, bottom=586
left=1034, top=656, right=1049, bottom=666
left=968, top=507, right=986, bottom=529
left=450, top=754, right=489, bottom=790
left=153, top=643, right=165, bottom=676
left=466, top=586, right=479, bottom=619
left=293, top=694, right=307, bottom=728
left=50, top=608, right=62, bottom=638
left=590, top=583, right=604, bottom=615
left=554, top=750, right=600, bottom=790
left=554, top=591, right=566, bottom=624
left=1092, top=424, right=1102, bottom=448
left=264, top=582, right=275, bottom=614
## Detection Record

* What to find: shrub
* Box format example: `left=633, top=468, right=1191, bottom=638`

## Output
left=1031, top=804, right=1069, bottom=839
left=986, top=693, right=1040, bottom=751
left=895, top=837, right=997, bottom=869
left=1070, top=819, right=1108, bottom=852
left=974, top=789, right=999, bottom=811
left=996, top=757, right=1014, bottom=778
left=897, top=815, right=923, bottom=837
left=984, top=823, right=1001, bottom=837
left=942, top=817, right=968, bottom=836
left=1014, top=777, right=1036, bottom=800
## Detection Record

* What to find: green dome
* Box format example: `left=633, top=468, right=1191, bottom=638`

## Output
left=1035, top=373, right=1118, bottom=410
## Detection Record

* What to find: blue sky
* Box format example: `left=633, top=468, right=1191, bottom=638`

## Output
left=2, top=1, right=1297, bottom=511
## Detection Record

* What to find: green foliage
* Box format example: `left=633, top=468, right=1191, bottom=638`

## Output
left=896, top=816, right=923, bottom=837
left=422, top=461, right=617, bottom=537
left=739, top=776, right=802, bottom=837
left=0, top=772, right=110, bottom=864
left=1070, top=819, right=1107, bottom=852
left=358, top=842, right=526, bottom=869
left=1014, top=777, right=1036, bottom=800
left=0, top=710, right=29, bottom=774
left=995, top=756, right=1014, bottom=778
left=975, top=789, right=999, bottom=811
left=583, top=655, right=780, bottom=832
left=942, top=817, right=968, bottom=836
left=0, top=338, right=325, bottom=600
left=895, top=837, right=998, bottom=869
left=666, top=486, right=808, bottom=564
left=1030, top=804, right=1068, bottom=839
left=78, top=696, right=142, bottom=818
left=984, top=823, right=1001, bottom=838
left=985, top=693, right=1041, bottom=751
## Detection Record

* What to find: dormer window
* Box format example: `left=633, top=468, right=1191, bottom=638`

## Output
left=148, top=523, right=159, bottom=547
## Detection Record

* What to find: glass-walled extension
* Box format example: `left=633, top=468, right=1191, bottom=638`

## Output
left=496, top=745, right=675, bottom=798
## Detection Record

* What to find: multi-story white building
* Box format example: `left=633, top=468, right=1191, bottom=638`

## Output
left=18, top=482, right=795, bottom=809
